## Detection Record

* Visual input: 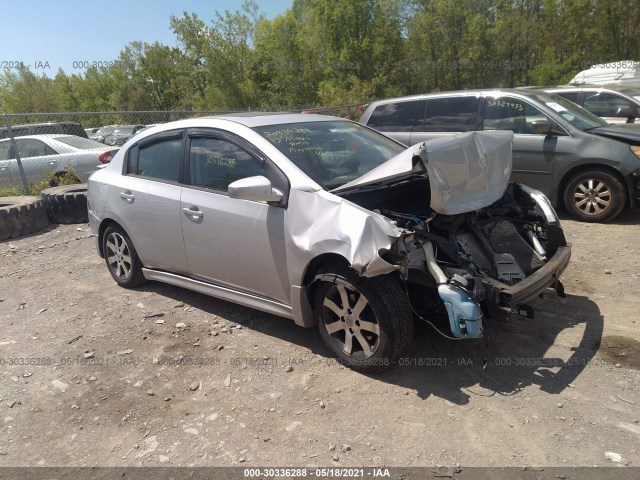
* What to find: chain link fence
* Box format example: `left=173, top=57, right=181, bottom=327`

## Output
left=0, top=104, right=366, bottom=195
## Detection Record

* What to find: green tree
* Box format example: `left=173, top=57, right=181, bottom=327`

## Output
left=252, top=11, right=317, bottom=107
left=170, top=0, right=263, bottom=109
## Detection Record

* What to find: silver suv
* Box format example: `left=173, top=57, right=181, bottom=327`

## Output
left=360, top=89, right=640, bottom=222
left=544, top=84, right=640, bottom=125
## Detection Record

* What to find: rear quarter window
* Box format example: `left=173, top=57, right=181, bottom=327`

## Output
left=127, top=137, right=183, bottom=182
left=366, top=101, right=418, bottom=132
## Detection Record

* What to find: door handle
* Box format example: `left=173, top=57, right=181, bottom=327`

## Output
left=120, top=191, right=135, bottom=203
left=47, top=161, right=57, bottom=165
left=182, top=207, right=203, bottom=219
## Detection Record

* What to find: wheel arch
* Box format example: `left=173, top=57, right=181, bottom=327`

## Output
left=97, top=218, right=129, bottom=258
left=289, top=253, right=353, bottom=328
left=302, top=252, right=352, bottom=299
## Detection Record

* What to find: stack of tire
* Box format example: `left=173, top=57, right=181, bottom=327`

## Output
left=40, top=184, right=89, bottom=224
left=0, top=196, right=49, bottom=240
left=0, top=184, right=88, bottom=241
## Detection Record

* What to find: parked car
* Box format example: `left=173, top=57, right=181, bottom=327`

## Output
left=0, top=121, right=88, bottom=140
left=89, top=125, right=118, bottom=143
left=103, top=124, right=145, bottom=146
left=0, top=135, right=118, bottom=187
left=360, top=89, right=640, bottom=222
left=544, top=84, right=640, bottom=125
left=128, top=124, right=157, bottom=141
left=88, top=114, right=571, bottom=371
left=85, top=127, right=100, bottom=136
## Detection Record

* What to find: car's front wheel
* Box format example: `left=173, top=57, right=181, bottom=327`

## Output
left=314, top=269, right=413, bottom=372
left=103, top=225, right=146, bottom=288
left=563, top=170, right=626, bottom=222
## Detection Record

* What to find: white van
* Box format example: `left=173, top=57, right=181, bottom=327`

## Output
left=570, top=61, right=640, bottom=86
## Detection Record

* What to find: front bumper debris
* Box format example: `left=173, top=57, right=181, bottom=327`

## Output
left=482, top=245, right=571, bottom=309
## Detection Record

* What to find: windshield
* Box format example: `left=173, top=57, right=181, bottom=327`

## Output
left=254, top=120, right=406, bottom=189
left=534, top=93, right=608, bottom=130
left=54, top=136, right=108, bottom=149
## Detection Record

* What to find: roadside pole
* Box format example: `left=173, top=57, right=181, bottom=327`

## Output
left=2, top=114, right=30, bottom=195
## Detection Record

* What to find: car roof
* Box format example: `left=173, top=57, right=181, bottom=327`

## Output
left=0, top=134, right=75, bottom=142
left=1, top=121, right=81, bottom=128
left=203, top=113, right=344, bottom=127
left=364, top=88, right=548, bottom=107
left=545, top=83, right=640, bottom=92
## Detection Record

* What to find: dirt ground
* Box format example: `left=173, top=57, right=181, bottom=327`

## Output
left=1, top=211, right=639, bottom=469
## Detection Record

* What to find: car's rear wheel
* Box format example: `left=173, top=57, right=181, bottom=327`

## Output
left=563, top=170, right=626, bottom=222
left=103, top=225, right=145, bottom=288
left=314, top=269, right=413, bottom=372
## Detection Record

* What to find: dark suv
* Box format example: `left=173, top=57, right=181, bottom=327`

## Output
left=360, top=89, right=640, bottom=222
left=0, top=121, right=88, bottom=140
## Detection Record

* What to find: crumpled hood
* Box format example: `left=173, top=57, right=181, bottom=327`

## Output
left=333, top=130, right=514, bottom=215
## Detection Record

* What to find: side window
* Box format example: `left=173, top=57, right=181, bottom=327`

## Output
left=417, top=96, right=480, bottom=132
left=128, top=137, right=182, bottom=182
left=583, top=92, right=634, bottom=117
left=189, top=137, right=266, bottom=192
left=483, top=97, right=548, bottom=134
left=366, top=101, right=418, bottom=132
left=15, top=139, right=55, bottom=158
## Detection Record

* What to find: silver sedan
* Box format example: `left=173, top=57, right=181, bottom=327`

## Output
left=88, top=114, right=571, bottom=371
left=0, top=134, right=118, bottom=187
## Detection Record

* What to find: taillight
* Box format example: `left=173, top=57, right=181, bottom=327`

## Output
left=99, top=150, right=117, bottom=164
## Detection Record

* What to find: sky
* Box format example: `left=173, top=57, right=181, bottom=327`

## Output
left=0, top=0, right=293, bottom=77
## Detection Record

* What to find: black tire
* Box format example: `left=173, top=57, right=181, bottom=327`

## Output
left=102, top=225, right=146, bottom=288
left=563, top=170, right=626, bottom=222
left=40, top=184, right=88, bottom=224
left=314, top=269, right=413, bottom=372
left=0, top=196, right=49, bottom=241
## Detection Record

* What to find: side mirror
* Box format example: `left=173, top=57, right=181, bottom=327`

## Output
left=531, top=120, right=553, bottom=135
left=615, top=106, right=634, bottom=118
left=228, top=175, right=283, bottom=203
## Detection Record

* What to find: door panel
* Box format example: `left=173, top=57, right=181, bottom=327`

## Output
left=510, top=135, right=556, bottom=196
left=180, top=133, right=290, bottom=303
left=0, top=160, right=13, bottom=186
left=180, top=188, right=289, bottom=303
left=107, top=176, right=188, bottom=272
left=112, top=133, right=189, bottom=272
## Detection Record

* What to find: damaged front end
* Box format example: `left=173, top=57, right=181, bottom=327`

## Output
left=334, top=131, right=571, bottom=339
left=381, top=185, right=570, bottom=338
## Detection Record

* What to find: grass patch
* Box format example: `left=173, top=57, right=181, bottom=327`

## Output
left=0, top=166, right=80, bottom=197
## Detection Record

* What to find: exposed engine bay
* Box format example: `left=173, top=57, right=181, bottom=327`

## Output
left=336, top=174, right=570, bottom=339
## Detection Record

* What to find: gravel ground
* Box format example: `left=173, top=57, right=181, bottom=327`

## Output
left=0, top=212, right=639, bottom=468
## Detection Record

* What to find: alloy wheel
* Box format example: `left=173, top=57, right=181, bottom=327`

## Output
left=572, top=178, right=611, bottom=216
left=321, top=283, right=380, bottom=359
left=105, top=231, right=132, bottom=281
